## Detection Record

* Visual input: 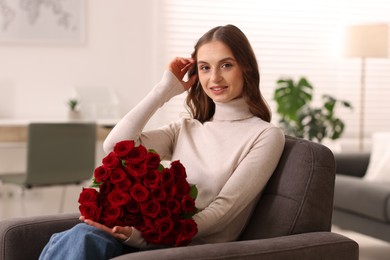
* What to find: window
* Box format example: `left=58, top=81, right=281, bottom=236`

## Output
left=157, top=0, right=390, bottom=151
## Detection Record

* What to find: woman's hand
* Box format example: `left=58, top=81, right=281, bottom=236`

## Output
left=79, top=216, right=132, bottom=242
left=168, top=57, right=198, bottom=90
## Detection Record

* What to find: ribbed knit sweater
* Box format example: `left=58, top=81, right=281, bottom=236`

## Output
left=103, top=70, right=285, bottom=248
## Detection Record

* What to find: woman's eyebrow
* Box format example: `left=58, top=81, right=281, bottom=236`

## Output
left=197, top=57, right=236, bottom=64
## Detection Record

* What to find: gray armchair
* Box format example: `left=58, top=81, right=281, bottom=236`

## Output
left=333, top=152, right=390, bottom=242
left=0, top=136, right=358, bottom=260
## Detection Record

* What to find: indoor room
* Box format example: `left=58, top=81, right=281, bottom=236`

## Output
left=1, top=0, right=389, bottom=259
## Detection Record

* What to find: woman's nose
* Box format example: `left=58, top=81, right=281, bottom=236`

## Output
left=211, top=69, right=222, bottom=82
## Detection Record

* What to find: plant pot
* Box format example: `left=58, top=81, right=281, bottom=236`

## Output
left=68, top=110, right=81, bottom=121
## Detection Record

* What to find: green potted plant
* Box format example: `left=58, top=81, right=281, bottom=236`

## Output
left=68, top=99, right=79, bottom=111
left=273, top=77, right=352, bottom=143
left=67, top=98, right=81, bottom=120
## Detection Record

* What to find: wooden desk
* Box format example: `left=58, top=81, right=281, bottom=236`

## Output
left=0, top=119, right=118, bottom=142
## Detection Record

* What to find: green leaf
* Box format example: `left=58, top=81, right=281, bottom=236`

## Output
left=274, top=76, right=352, bottom=143
left=158, top=164, right=165, bottom=172
left=342, top=101, right=353, bottom=108
left=189, top=184, right=198, bottom=200
left=274, top=77, right=313, bottom=122
left=90, top=178, right=103, bottom=188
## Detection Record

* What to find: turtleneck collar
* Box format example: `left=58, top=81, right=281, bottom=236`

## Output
left=212, top=98, right=254, bottom=121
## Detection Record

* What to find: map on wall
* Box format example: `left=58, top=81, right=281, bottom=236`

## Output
left=0, top=0, right=84, bottom=43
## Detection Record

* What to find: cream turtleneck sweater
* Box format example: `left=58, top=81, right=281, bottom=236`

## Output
left=103, top=71, right=285, bottom=248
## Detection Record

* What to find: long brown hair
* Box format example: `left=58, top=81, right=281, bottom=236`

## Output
left=186, top=24, right=271, bottom=123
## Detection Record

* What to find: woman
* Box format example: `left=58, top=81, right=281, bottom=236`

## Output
left=40, top=24, right=285, bottom=259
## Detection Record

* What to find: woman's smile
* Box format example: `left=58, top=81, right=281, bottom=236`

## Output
left=210, top=85, right=228, bottom=94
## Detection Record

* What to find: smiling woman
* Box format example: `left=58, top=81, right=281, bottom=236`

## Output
left=38, top=24, right=285, bottom=259
left=185, top=25, right=270, bottom=124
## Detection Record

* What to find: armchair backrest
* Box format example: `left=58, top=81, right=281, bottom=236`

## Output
left=240, top=136, right=335, bottom=240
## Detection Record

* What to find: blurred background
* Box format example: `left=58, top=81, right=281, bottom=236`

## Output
left=0, top=0, right=389, bottom=150
left=1, top=1, right=390, bottom=258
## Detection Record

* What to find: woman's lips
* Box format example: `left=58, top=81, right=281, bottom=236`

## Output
left=210, top=86, right=228, bottom=94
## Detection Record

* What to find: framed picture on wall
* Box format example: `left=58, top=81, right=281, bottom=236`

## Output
left=0, top=0, right=85, bottom=44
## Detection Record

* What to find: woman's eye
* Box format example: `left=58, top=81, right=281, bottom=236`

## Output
left=199, top=65, right=210, bottom=71
left=221, top=63, right=232, bottom=69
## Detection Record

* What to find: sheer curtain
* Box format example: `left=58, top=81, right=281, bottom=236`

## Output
left=155, top=0, right=390, bottom=151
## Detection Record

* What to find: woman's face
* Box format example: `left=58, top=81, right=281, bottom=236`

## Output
left=196, top=40, right=244, bottom=103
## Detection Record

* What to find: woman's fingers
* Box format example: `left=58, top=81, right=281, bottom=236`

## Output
left=180, top=60, right=194, bottom=72
left=169, top=57, right=195, bottom=79
left=112, top=226, right=133, bottom=241
left=83, top=219, right=113, bottom=233
left=80, top=216, right=132, bottom=241
left=167, top=57, right=198, bottom=90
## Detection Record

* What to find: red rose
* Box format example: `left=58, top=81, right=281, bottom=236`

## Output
left=141, top=199, right=161, bottom=218
left=109, top=168, right=127, bottom=184
left=123, top=213, right=143, bottom=227
left=99, top=182, right=114, bottom=196
left=146, top=152, right=161, bottom=170
left=79, top=203, right=101, bottom=221
left=108, top=188, right=130, bottom=207
left=166, top=198, right=181, bottom=215
left=160, top=232, right=176, bottom=246
left=151, top=187, right=167, bottom=202
left=160, top=168, right=174, bottom=185
left=101, top=205, right=123, bottom=226
left=78, top=188, right=99, bottom=205
left=113, top=140, right=135, bottom=157
left=127, top=145, right=147, bottom=164
left=124, top=198, right=141, bottom=214
left=175, top=179, right=191, bottom=197
left=158, top=207, right=172, bottom=219
left=102, top=152, right=121, bottom=168
left=170, top=160, right=187, bottom=179
left=181, top=195, right=196, bottom=213
left=93, top=165, right=110, bottom=182
left=175, top=219, right=198, bottom=246
left=130, top=183, right=150, bottom=202
left=143, top=170, right=160, bottom=189
left=181, top=219, right=198, bottom=237
left=142, top=230, right=162, bottom=244
left=116, top=178, right=132, bottom=191
left=126, top=161, right=147, bottom=178
left=155, top=217, right=174, bottom=237
left=142, top=216, right=154, bottom=231
left=165, top=185, right=176, bottom=198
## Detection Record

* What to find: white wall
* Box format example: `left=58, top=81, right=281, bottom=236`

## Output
left=0, top=0, right=164, bottom=123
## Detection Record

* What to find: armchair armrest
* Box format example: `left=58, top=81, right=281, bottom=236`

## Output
left=1, top=214, right=358, bottom=260
left=334, top=153, right=370, bottom=178
left=113, top=232, right=358, bottom=260
left=0, top=213, right=80, bottom=260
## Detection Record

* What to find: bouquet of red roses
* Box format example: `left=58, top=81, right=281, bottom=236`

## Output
left=78, top=140, right=198, bottom=247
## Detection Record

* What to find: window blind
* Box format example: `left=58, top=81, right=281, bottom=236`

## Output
left=156, top=0, right=390, bottom=151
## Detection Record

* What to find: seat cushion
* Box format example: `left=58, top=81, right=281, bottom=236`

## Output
left=364, top=132, right=390, bottom=182
left=334, top=175, right=390, bottom=223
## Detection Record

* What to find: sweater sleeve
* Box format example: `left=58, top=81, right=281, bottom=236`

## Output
left=192, top=126, right=285, bottom=242
left=103, top=70, right=184, bottom=157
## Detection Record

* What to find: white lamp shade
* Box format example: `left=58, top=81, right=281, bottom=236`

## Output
left=345, top=24, right=389, bottom=58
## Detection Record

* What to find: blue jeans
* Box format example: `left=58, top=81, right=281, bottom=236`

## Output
left=39, top=223, right=138, bottom=260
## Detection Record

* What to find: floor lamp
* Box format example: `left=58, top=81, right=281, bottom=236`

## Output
left=345, top=24, right=389, bottom=151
